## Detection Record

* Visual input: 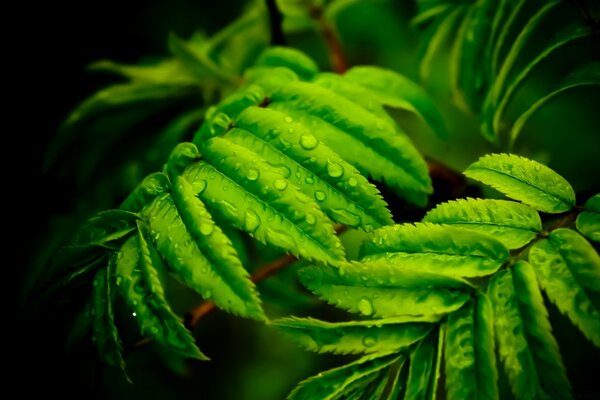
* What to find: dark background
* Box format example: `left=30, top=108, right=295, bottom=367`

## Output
left=12, top=1, right=244, bottom=396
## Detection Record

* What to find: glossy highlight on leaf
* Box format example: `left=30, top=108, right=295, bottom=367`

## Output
left=464, top=153, right=575, bottom=213
left=360, top=223, right=509, bottom=278
left=299, top=261, right=471, bottom=318
left=271, top=316, right=435, bottom=355
left=423, top=198, right=541, bottom=249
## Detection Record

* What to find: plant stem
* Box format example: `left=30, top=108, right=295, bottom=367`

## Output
left=310, top=6, right=348, bottom=73
left=266, top=0, right=286, bottom=45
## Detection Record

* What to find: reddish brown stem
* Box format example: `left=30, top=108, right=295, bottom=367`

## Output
left=311, top=7, right=348, bottom=74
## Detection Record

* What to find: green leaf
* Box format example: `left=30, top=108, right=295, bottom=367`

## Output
left=576, top=193, right=600, bottom=243
left=167, top=146, right=264, bottom=320
left=141, top=190, right=261, bottom=318
left=120, top=173, right=171, bottom=212
left=489, top=263, right=571, bottom=399
left=299, top=261, right=471, bottom=318
left=312, top=72, right=402, bottom=133
left=269, top=80, right=432, bottom=205
left=288, top=352, right=401, bottom=400
left=464, top=153, right=575, bottom=213
left=184, top=138, right=345, bottom=265
left=271, top=316, right=435, bottom=355
left=229, top=106, right=393, bottom=229
left=92, top=262, right=126, bottom=374
left=255, top=47, right=318, bottom=81
left=510, top=62, right=600, bottom=145
left=405, top=328, right=439, bottom=400
left=343, top=66, right=447, bottom=139
left=89, top=58, right=198, bottom=85
left=447, top=0, right=495, bottom=112
left=360, top=223, right=509, bottom=278
left=168, top=32, right=234, bottom=84
left=482, top=1, right=592, bottom=141
left=445, top=295, right=498, bottom=400
left=116, top=233, right=206, bottom=360
left=529, top=228, right=600, bottom=346
left=423, top=198, right=542, bottom=249
left=411, top=3, right=451, bottom=27
left=63, top=83, right=197, bottom=129
left=419, top=5, right=468, bottom=85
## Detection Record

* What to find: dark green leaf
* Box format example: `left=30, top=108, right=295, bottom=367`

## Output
left=576, top=193, right=600, bottom=243
left=529, top=229, right=600, bottom=346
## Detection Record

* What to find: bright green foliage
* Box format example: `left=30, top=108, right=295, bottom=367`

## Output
left=116, top=232, right=207, bottom=360
left=529, top=229, right=600, bottom=347
left=423, top=198, right=542, bottom=249
left=187, top=138, right=345, bottom=265
left=299, top=261, right=471, bottom=318
left=255, top=46, right=318, bottom=80
left=287, top=352, right=402, bottom=400
left=92, top=263, right=126, bottom=373
left=489, top=262, right=571, bottom=399
left=229, top=106, right=393, bottom=229
left=343, top=66, right=447, bottom=138
left=576, top=194, right=600, bottom=242
left=360, top=223, right=509, bottom=278
left=404, top=329, right=440, bottom=400
left=464, top=153, right=576, bottom=213
left=270, top=316, right=435, bottom=355
left=41, top=1, right=600, bottom=393
left=268, top=81, right=432, bottom=205
left=445, top=295, right=498, bottom=400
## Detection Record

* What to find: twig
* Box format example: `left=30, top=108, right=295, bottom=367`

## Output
left=266, top=0, right=286, bottom=45
left=310, top=6, right=348, bottom=73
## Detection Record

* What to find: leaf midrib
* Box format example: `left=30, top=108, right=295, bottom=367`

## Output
left=468, top=165, right=573, bottom=208
left=204, top=160, right=342, bottom=262
left=236, top=126, right=389, bottom=226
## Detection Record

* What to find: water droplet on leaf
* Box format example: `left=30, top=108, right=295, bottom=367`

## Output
left=358, top=297, right=374, bottom=316
left=299, top=134, right=318, bottom=150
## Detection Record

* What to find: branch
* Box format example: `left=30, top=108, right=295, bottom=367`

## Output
left=266, top=0, right=286, bottom=45
left=310, top=6, right=348, bottom=73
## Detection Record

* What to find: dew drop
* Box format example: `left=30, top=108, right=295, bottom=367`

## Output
left=534, top=164, right=541, bottom=172
left=358, top=297, right=374, bottom=316
left=274, top=179, right=288, bottom=190
left=305, top=214, right=316, bottom=225
left=132, top=312, right=137, bottom=317
left=199, top=223, right=214, bottom=236
left=244, top=209, right=261, bottom=233
left=305, top=175, right=314, bottom=184
left=314, top=191, right=326, bottom=202
left=362, top=335, right=377, bottom=348
left=326, top=160, right=344, bottom=178
left=348, top=177, right=358, bottom=187
left=284, top=116, right=293, bottom=123
left=299, top=134, right=318, bottom=150
left=247, top=168, right=260, bottom=181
